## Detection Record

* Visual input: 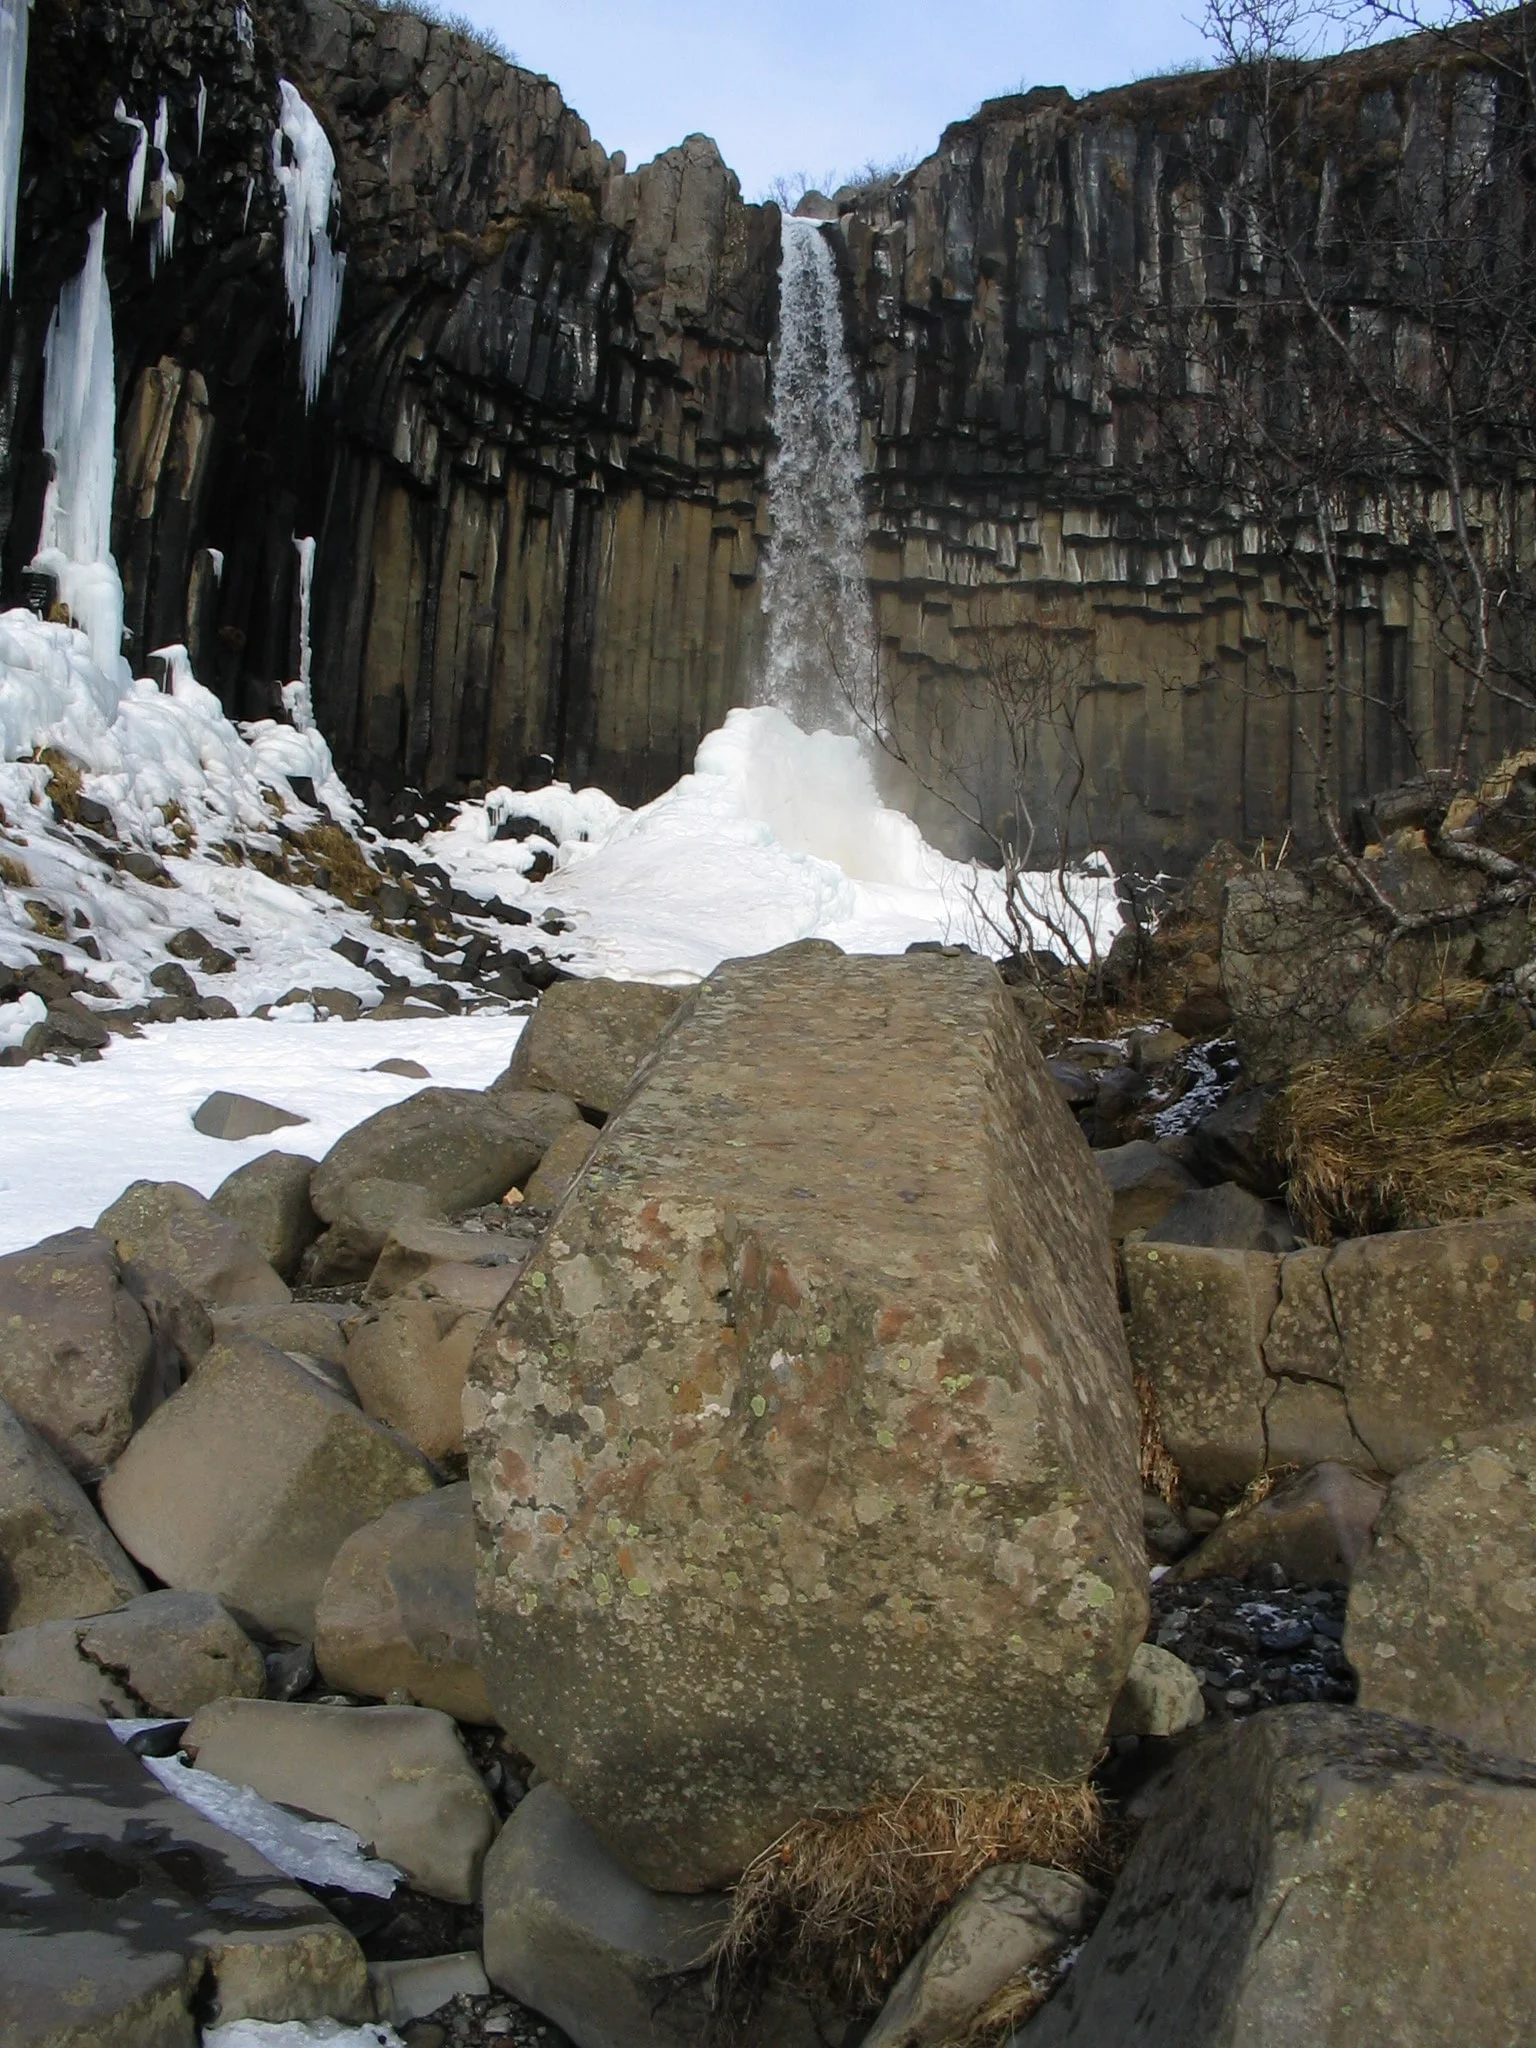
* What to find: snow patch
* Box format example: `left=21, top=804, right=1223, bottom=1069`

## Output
left=0, top=989, right=42, bottom=1048
left=0, top=0, right=28, bottom=288
left=142, top=1752, right=404, bottom=1897
left=207, top=2023, right=403, bottom=2048
left=273, top=81, right=345, bottom=406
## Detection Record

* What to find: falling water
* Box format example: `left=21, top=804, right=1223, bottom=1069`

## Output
left=759, top=216, right=876, bottom=731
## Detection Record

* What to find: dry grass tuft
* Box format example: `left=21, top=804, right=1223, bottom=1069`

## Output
left=1134, top=1368, right=1180, bottom=1507
left=1269, top=981, right=1536, bottom=1239
left=0, top=850, right=30, bottom=889
left=291, top=822, right=381, bottom=908
left=35, top=746, right=84, bottom=824
left=710, top=1780, right=1112, bottom=2028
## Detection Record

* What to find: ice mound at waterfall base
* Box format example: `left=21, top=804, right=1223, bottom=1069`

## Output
left=430, top=705, right=1121, bottom=983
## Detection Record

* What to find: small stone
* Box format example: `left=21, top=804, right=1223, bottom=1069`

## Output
left=373, top=1058, right=431, bottom=1079
left=192, top=1091, right=310, bottom=1141
left=1108, top=1641, right=1206, bottom=1738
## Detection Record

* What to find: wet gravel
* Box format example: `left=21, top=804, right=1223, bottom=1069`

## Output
left=1148, top=1571, right=1357, bottom=1719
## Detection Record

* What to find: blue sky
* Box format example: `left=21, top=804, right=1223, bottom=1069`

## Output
left=443, top=1, right=1218, bottom=197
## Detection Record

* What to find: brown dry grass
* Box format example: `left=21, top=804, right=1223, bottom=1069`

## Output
left=710, top=1780, right=1113, bottom=2029
left=0, top=851, right=30, bottom=889
left=290, top=822, right=381, bottom=908
left=1134, top=1369, right=1181, bottom=1507
left=1268, top=981, right=1536, bottom=1239
left=35, top=746, right=83, bottom=824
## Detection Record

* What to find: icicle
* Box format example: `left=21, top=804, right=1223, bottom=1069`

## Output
left=282, top=535, right=317, bottom=730
left=0, top=0, right=31, bottom=289
left=33, top=214, right=128, bottom=689
left=195, top=76, right=207, bottom=156
left=242, top=176, right=253, bottom=232
left=149, top=97, right=176, bottom=277
left=272, top=81, right=345, bottom=408
left=234, top=4, right=254, bottom=53
left=207, top=547, right=224, bottom=584
left=114, top=98, right=148, bottom=230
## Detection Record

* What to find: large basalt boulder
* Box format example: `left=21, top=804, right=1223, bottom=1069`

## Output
left=0, top=1588, right=267, bottom=1717
left=0, top=1699, right=371, bottom=2042
left=467, top=948, right=1146, bottom=1891
left=343, top=1299, right=489, bottom=1459
left=495, top=979, right=687, bottom=1116
left=1173, top=1462, right=1386, bottom=1586
left=184, top=1699, right=498, bottom=1905
left=0, top=1398, right=145, bottom=1629
left=1127, top=1211, right=1536, bottom=1503
left=311, top=1087, right=580, bottom=1225
left=1093, top=1141, right=1198, bottom=1238
left=315, top=1483, right=494, bottom=1724
left=210, top=1301, right=351, bottom=1371
left=0, top=1229, right=159, bottom=1478
left=96, top=1181, right=292, bottom=1312
left=1014, top=1707, right=1536, bottom=2046
left=1346, top=1423, right=1536, bottom=1760
left=99, top=1338, right=437, bottom=1640
left=210, top=1150, right=322, bottom=1281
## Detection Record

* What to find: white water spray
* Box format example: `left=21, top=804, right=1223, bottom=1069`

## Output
left=115, top=99, right=148, bottom=229
left=759, top=216, right=875, bottom=731
left=282, top=534, right=317, bottom=731
left=150, top=97, right=176, bottom=275
left=0, top=0, right=30, bottom=288
left=33, top=214, right=128, bottom=688
left=273, top=81, right=345, bottom=408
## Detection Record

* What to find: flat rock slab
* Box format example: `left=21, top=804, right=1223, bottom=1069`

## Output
left=0, top=1698, right=369, bottom=2045
left=0, top=1397, right=145, bottom=1629
left=0, top=1589, right=267, bottom=1717
left=1015, top=1707, right=1536, bottom=2048
left=468, top=947, right=1146, bottom=1891
left=193, top=1093, right=310, bottom=1141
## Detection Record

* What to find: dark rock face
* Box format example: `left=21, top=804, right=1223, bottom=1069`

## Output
left=4, top=3, right=1531, bottom=865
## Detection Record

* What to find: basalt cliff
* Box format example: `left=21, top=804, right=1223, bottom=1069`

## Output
left=2, top=0, right=1532, bottom=866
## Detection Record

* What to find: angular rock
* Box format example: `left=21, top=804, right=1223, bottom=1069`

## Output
left=0, top=1397, right=145, bottom=1629
left=306, top=1177, right=443, bottom=1287
left=1123, top=1244, right=1276, bottom=1502
left=0, top=1698, right=370, bottom=2042
left=1347, top=1424, right=1536, bottom=1759
left=1187, top=1089, right=1284, bottom=1197
left=315, top=1483, right=494, bottom=1724
left=865, top=1861, right=1099, bottom=2048
left=343, top=1299, right=489, bottom=1460
left=365, top=1215, right=530, bottom=1311
left=1144, top=1182, right=1298, bottom=1253
left=192, top=1091, right=310, bottom=1141
left=211, top=1300, right=351, bottom=1372
left=482, top=1782, right=731, bottom=2048
left=120, top=1257, right=216, bottom=1379
left=99, top=1338, right=436, bottom=1640
left=0, top=1228, right=158, bottom=1478
left=1015, top=1707, right=1536, bottom=2047
left=1174, top=1462, right=1386, bottom=1586
left=468, top=949, right=1146, bottom=1890
left=184, top=1698, right=498, bottom=1905
left=1106, top=1641, right=1206, bottom=1738
left=312, top=1087, right=580, bottom=1225
left=523, top=1118, right=600, bottom=1208
left=96, top=1180, right=291, bottom=1312
left=0, top=1588, right=267, bottom=1716
left=371, top=1950, right=491, bottom=2027
left=211, top=1149, right=323, bottom=1281
left=1094, top=1141, right=1198, bottom=1238
left=372, top=1057, right=431, bottom=1079
left=496, top=979, right=686, bottom=1118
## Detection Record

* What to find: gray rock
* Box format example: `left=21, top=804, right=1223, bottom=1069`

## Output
left=481, top=1782, right=731, bottom=2048
left=1173, top=1462, right=1386, bottom=1586
left=0, top=1697, right=370, bottom=2041
left=372, top=1057, right=431, bottom=1079
left=99, top=1337, right=436, bottom=1641
left=523, top=1119, right=600, bottom=1208
left=0, top=1228, right=157, bottom=1478
left=342, top=1298, right=490, bottom=1459
left=306, top=1177, right=443, bottom=1287
left=1347, top=1423, right=1536, bottom=1760
left=0, top=1588, right=267, bottom=1716
left=365, top=1214, right=531, bottom=1310
left=312, top=1087, right=580, bottom=1226
left=0, top=1397, right=145, bottom=1629
left=1013, top=1708, right=1536, bottom=2047
left=1187, top=1089, right=1284, bottom=1197
left=96, top=1180, right=291, bottom=1312
left=495, top=979, right=686, bottom=1117
left=315, top=1483, right=495, bottom=1724
left=372, top=1950, right=490, bottom=2026
left=1094, top=1141, right=1198, bottom=1238
left=119, top=1257, right=216, bottom=1380
left=1145, top=1182, right=1298, bottom=1253
left=211, top=1150, right=322, bottom=1281
left=865, top=1861, right=1100, bottom=2048
left=184, top=1698, right=498, bottom=1905
left=210, top=1300, right=351, bottom=1372
left=468, top=948, right=1146, bottom=1891
left=1106, top=1641, right=1206, bottom=1739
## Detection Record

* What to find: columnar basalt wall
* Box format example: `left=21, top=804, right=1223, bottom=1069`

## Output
left=3, top=2, right=1531, bottom=865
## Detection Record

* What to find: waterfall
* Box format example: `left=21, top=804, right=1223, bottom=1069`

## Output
left=0, top=0, right=29, bottom=288
left=759, top=216, right=876, bottom=732
left=273, top=80, right=346, bottom=408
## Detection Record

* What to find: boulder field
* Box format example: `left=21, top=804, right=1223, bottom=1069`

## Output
left=0, top=953, right=1531, bottom=2047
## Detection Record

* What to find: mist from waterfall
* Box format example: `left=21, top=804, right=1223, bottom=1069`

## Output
left=759, top=216, right=876, bottom=732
